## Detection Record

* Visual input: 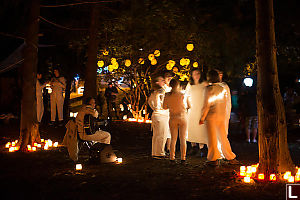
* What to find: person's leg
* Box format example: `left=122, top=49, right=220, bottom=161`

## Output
left=251, top=116, right=258, bottom=142
left=206, top=120, right=221, bottom=161
left=245, top=117, right=251, bottom=143
left=37, top=96, right=44, bottom=123
left=169, top=118, right=179, bottom=160
left=178, top=117, right=187, bottom=161
left=216, top=120, right=236, bottom=160
left=152, top=116, right=167, bottom=157
left=50, top=94, right=56, bottom=122
left=84, top=130, right=111, bottom=144
left=57, top=95, right=64, bottom=121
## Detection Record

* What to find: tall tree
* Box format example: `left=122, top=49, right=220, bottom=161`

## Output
left=83, top=5, right=99, bottom=99
left=255, top=0, right=294, bottom=174
left=19, top=0, right=40, bottom=151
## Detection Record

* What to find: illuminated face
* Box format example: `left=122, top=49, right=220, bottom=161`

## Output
left=156, top=77, right=165, bottom=88
left=164, top=77, right=172, bottom=86
left=89, top=98, right=96, bottom=108
left=192, top=70, right=201, bottom=83
left=54, top=69, right=60, bottom=77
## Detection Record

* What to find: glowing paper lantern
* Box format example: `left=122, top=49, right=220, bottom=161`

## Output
left=97, top=60, right=104, bottom=67
left=269, top=174, right=276, bottom=181
left=185, top=59, right=190, bottom=66
left=180, top=58, right=186, bottom=66
left=193, top=62, right=198, bottom=68
left=116, top=158, right=123, bottom=164
left=138, top=58, right=144, bottom=64
left=111, top=58, right=117, bottom=64
left=251, top=166, right=257, bottom=173
left=44, top=145, right=49, bottom=150
left=123, top=115, right=127, bottom=120
left=5, top=142, right=11, bottom=148
left=103, top=50, right=109, bottom=55
left=166, top=64, right=172, bottom=70
left=243, top=177, right=251, bottom=183
left=112, top=62, right=119, bottom=69
left=186, top=43, right=194, bottom=51
left=32, top=147, right=37, bottom=151
left=53, top=142, right=58, bottom=147
left=76, top=164, right=82, bottom=170
left=240, top=171, right=246, bottom=177
left=12, top=142, right=15, bottom=146
left=9, top=147, right=14, bottom=152
left=168, top=60, right=176, bottom=67
left=240, top=166, right=246, bottom=172
left=154, top=50, right=160, bottom=57
left=37, top=144, right=41, bottom=148
left=295, top=174, right=300, bottom=182
left=151, top=59, right=157, bottom=65
left=108, top=65, right=114, bottom=72
left=258, top=173, right=265, bottom=180
left=148, top=54, right=155, bottom=61
left=288, top=176, right=295, bottom=183
left=284, top=171, right=292, bottom=180
left=41, top=139, right=44, bottom=142
left=125, top=59, right=131, bottom=67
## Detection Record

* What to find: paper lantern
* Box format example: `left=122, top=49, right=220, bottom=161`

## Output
left=103, top=50, right=109, bottom=55
left=295, top=174, right=300, bottom=182
left=5, top=142, right=10, bottom=148
left=116, top=158, right=123, bottom=164
left=138, top=58, right=144, bottom=64
left=154, top=50, right=160, bottom=57
left=193, top=62, right=198, bottom=68
left=240, top=171, right=246, bottom=177
left=151, top=59, right=157, bottom=65
left=76, top=164, right=82, bottom=170
left=168, top=60, right=176, bottom=67
left=111, top=58, right=117, bottom=64
left=97, top=60, right=104, bottom=67
left=125, top=59, right=131, bottom=67
left=112, top=62, right=119, bottom=69
left=288, top=176, right=295, bottom=183
left=166, top=63, right=172, bottom=70
left=240, top=166, right=246, bottom=172
left=258, top=173, right=264, bottom=180
left=186, top=43, right=194, bottom=51
left=185, top=58, right=190, bottom=66
left=269, top=174, right=276, bottom=181
left=108, top=65, right=114, bottom=72
left=243, top=177, right=251, bottom=183
left=180, top=58, right=186, bottom=66
left=284, top=171, right=292, bottom=180
left=148, top=54, right=155, bottom=61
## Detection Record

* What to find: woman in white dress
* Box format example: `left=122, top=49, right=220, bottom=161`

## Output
left=185, top=68, right=208, bottom=154
left=148, top=75, right=170, bottom=158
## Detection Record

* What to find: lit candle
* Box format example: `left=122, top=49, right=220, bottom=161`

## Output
left=244, top=177, right=251, bottom=183
left=295, top=175, right=300, bottom=182
left=240, top=171, right=246, bottom=177
left=53, top=142, right=58, bottom=147
left=33, top=143, right=38, bottom=147
left=32, top=147, right=37, bottom=151
left=116, top=158, right=123, bottom=164
left=288, top=176, right=295, bottom=183
left=9, top=147, right=14, bottom=152
left=240, top=166, right=246, bottom=172
left=284, top=171, right=291, bottom=180
left=41, top=139, right=44, bottom=142
left=14, top=146, right=19, bottom=151
left=47, top=140, right=53, bottom=147
left=15, top=140, right=18, bottom=143
left=258, top=173, right=265, bottom=180
left=269, top=174, right=276, bottom=181
left=44, top=145, right=49, bottom=150
left=76, top=164, right=82, bottom=170
left=37, top=144, right=41, bottom=148
left=11, top=142, right=15, bottom=146
left=246, top=166, right=252, bottom=172
left=5, top=142, right=11, bottom=148
left=27, top=145, right=32, bottom=151
left=251, top=166, right=257, bottom=173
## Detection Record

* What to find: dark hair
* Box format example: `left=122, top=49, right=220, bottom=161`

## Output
left=207, top=69, right=220, bottom=83
left=189, top=68, right=202, bottom=85
left=163, top=71, right=173, bottom=78
left=85, top=97, right=95, bottom=105
left=169, top=78, right=180, bottom=89
left=151, top=75, right=164, bottom=91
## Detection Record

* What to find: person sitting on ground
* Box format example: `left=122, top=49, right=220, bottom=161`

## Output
left=75, top=97, right=111, bottom=144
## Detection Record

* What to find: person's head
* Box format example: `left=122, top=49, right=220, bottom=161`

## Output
left=215, top=69, right=223, bottom=82
left=207, top=69, right=220, bottom=83
left=37, top=72, right=42, bottom=80
left=189, top=68, right=201, bottom=85
left=169, top=78, right=180, bottom=91
left=163, top=72, right=173, bottom=86
left=85, top=97, right=96, bottom=108
left=151, top=75, right=165, bottom=91
left=53, top=68, right=60, bottom=78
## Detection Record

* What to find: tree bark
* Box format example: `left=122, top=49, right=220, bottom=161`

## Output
left=255, top=0, right=294, bottom=174
left=83, top=5, right=99, bottom=99
left=19, top=0, right=40, bottom=150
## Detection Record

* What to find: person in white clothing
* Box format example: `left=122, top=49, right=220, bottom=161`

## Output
left=50, top=68, right=66, bottom=126
left=185, top=68, right=208, bottom=156
left=36, top=72, right=47, bottom=123
left=163, top=79, right=190, bottom=163
left=76, top=97, right=111, bottom=144
left=148, top=75, right=170, bottom=158
left=199, top=70, right=238, bottom=166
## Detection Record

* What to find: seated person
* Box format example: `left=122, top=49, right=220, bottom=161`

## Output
left=75, top=97, right=111, bottom=144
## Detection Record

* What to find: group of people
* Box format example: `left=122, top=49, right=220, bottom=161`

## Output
left=36, top=68, right=66, bottom=126
left=148, top=69, right=238, bottom=165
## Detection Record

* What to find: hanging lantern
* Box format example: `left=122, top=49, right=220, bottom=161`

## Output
left=148, top=54, right=155, bottom=61
left=111, top=58, right=117, bottom=64
left=125, top=59, right=131, bottom=67
left=138, top=58, right=144, bottom=64
left=97, top=60, right=104, bottom=67
left=154, top=50, right=160, bottom=57
left=112, top=62, right=119, bottom=69
left=193, top=62, right=198, bottom=68
left=185, top=58, right=190, bottom=66
left=186, top=43, right=194, bottom=51
left=172, top=67, right=179, bottom=73
left=108, top=65, right=114, bottom=72
left=168, top=60, right=176, bottom=67
left=166, top=63, right=172, bottom=70
left=180, top=58, right=186, bottom=66
left=103, top=50, right=109, bottom=55
left=151, top=58, right=157, bottom=65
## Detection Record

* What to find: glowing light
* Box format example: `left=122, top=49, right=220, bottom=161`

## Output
left=37, top=144, right=41, bottom=148
left=258, top=173, right=265, bottom=180
left=53, top=142, right=58, bottom=147
left=295, top=174, right=300, bottom=182
left=103, top=50, right=109, bottom=55
left=243, top=177, right=251, bottom=183
left=44, top=145, right=49, bottom=150
left=97, top=60, right=104, bottom=67
left=151, top=59, right=157, bottom=65
left=288, top=176, right=295, bottom=183
left=76, top=164, right=82, bottom=170
left=125, top=59, right=131, bottom=67
left=240, top=171, right=246, bottom=177
left=116, top=158, right=123, bottom=164
left=284, top=171, right=292, bottom=180
left=41, top=139, right=44, bottom=142
left=123, top=115, right=127, bottom=120
left=78, top=86, right=84, bottom=94
left=193, top=62, right=198, bottom=68
left=186, top=43, right=194, bottom=51
left=34, top=143, right=38, bottom=147
left=240, top=166, right=246, bottom=172
left=32, top=147, right=37, bottom=151
left=251, top=166, right=257, bottom=173
left=269, top=174, right=276, bottom=181
left=9, top=147, right=14, bottom=152
left=12, top=142, right=15, bottom=146
left=208, top=89, right=226, bottom=103
left=5, top=142, right=11, bottom=148
left=138, top=58, right=144, bottom=64
left=111, top=58, right=117, bottom=64
left=243, top=77, right=253, bottom=87
left=148, top=54, right=155, bottom=61
left=46, top=84, right=52, bottom=94
left=154, top=50, right=160, bottom=57
left=166, top=63, right=172, bottom=70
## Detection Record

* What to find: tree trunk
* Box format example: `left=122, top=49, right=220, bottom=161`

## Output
left=19, top=0, right=40, bottom=151
left=255, top=0, right=294, bottom=174
left=83, top=5, right=99, bottom=99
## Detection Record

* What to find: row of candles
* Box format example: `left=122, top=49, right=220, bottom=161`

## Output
left=5, top=139, right=59, bottom=152
left=239, top=164, right=300, bottom=183
left=75, top=158, right=123, bottom=170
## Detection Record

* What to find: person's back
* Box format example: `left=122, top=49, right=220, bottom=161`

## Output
left=206, top=84, right=227, bottom=121
left=164, top=91, right=186, bottom=117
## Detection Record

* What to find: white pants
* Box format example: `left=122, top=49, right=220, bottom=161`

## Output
left=50, top=93, right=64, bottom=121
left=206, top=120, right=236, bottom=161
left=82, top=130, right=111, bottom=144
left=151, top=114, right=169, bottom=156
left=37, top=95, right=44, bottom=123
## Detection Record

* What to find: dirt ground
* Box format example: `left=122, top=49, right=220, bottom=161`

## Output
left=0, top=119, right=299, bottom=200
